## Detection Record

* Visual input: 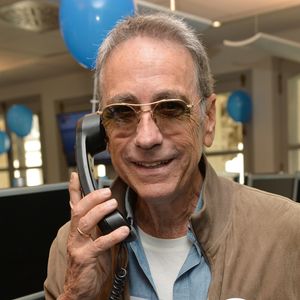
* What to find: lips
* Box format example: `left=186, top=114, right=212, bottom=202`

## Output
left=133, top=159, right=172, bottom=168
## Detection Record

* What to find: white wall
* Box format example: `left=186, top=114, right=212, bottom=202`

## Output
left=251, top=58, right=277, bottom=172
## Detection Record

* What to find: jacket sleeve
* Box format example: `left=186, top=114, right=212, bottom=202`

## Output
left=44, top=222, right=70, bottom=300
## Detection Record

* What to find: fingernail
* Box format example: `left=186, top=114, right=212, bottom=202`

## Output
left=70, top=172, right=75, bottom=182
left=102, top=188, right=111, bottom=196
left=121, top=226, right=130, bottom=235
left=69, top=201, right=74, bottom=209
left=106, top=199, right=117, bottom=208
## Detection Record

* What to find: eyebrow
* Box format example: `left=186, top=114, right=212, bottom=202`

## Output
left=152, top=90, right=189, bottom=103
left=106, top=90, right=189, bottom=104
left=106, top=93, right=138, bottom=104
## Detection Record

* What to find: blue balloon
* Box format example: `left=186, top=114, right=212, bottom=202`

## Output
left=59, top=0, right=135, bottom=70
left=7, top=104, right=33, bottom=137
left=227, top=90, right=252, bottom=123
left=0, top=131, right=10, bottom=154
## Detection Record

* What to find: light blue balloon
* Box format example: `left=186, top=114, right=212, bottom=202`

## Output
left=59, top=0, right=135, bottom=70
left=227, top=90, right=252, bottom=123
left=7, top=104, right=33, bottom=137
left=0, top=131, right=10, bottom=154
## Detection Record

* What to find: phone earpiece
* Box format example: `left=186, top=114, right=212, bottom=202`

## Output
left=76, top=113, right=106, bottom=194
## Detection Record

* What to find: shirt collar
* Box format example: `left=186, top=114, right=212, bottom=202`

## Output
left=125, top=187, right=136, bottom=226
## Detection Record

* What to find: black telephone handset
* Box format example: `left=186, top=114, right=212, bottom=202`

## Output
left=75, top=113, right=136, bottom=242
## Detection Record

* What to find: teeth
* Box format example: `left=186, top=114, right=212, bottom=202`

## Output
left=135, top=160, right=170, bottom=167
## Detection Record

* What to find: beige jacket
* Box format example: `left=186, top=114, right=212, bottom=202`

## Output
left=44, top=157, right=300, bottom=299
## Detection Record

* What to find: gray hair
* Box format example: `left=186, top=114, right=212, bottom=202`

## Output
left=95, top=13, right=214, bottom=106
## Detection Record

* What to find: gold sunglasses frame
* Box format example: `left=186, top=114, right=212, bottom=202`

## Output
left=97, top=98, right=197, bottom=123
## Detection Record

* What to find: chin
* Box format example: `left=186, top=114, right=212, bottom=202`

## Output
left=131, top=180, right=179, bottom=202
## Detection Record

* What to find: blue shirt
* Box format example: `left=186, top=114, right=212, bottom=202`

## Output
left=125, top=188, right=211, bottom=300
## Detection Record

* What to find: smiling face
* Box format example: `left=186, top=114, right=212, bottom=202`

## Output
left=100, top=36, right=215, bottom=202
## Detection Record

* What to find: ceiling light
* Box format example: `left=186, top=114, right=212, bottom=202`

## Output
left=212, top=20, right=222, bottom=28
left=170, top=0, right=176, bottom=11
left=137, top=0, right=213, bottom=32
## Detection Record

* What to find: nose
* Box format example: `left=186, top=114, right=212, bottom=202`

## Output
left=134, top=111, right=163, bottom=149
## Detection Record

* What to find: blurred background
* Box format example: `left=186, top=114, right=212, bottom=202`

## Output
left=0, top=0, right=300, bottom=187
left=1, top=1, right=300, bottom=299
left=1, top=0, right=300, bottom=188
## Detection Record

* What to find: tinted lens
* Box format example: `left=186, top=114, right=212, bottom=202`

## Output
left=155, top=100, right=188, bottom=118
left=102, top=104, right=136, bottom=123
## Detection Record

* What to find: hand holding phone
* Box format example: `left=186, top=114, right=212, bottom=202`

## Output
left=75, top=113, right=136, bottom=242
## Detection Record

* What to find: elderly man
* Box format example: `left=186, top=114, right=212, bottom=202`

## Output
left=45, top=14, right=300, bottom=300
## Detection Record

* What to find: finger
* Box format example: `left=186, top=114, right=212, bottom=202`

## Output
left=76, top=226, right=93, bottom=240
left=76, top=188, right=112, bottom=215
left=69, top=172, right=82, bottom=207
left=69, top=172, right=85, bottom=233
left=92, top=226, right=130, bottom=254
left=77, top=198, right=118, bottom=235
left=71, top=188, right=112, bottom=224
left=70, top=187, right=113, bottom=234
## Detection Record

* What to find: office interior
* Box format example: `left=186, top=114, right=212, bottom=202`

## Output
left=1, top=0, right=300, bottom=188
left=0, top=0, right=300, bottom=299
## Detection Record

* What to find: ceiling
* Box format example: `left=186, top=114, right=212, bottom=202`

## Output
left=1, top=0, right=300, bottom=88
left=146, top=0, right=300, bottom=22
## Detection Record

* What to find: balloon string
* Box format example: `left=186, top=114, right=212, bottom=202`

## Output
left=91, top=76, right=98, bottom=113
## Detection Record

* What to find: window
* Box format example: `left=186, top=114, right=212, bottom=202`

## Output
left=0, top=99, right=43, bottom=189
left=205, top=92, right=244, bottom=182
left=11, top=114, right=44, bottom=187
left=0, top=114, right=10, bottom=188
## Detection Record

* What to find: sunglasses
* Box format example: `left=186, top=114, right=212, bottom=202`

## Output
left=98, top=98, right=199, bottom=132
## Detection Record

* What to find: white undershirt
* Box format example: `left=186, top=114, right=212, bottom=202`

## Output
left=138, top=226, right=192, bottom=300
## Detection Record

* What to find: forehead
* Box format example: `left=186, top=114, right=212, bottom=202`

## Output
left=100, top=36, right=198, bottom=103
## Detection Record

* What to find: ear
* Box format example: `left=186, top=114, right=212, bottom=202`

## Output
left=203, top=93, right=216, bottom=147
